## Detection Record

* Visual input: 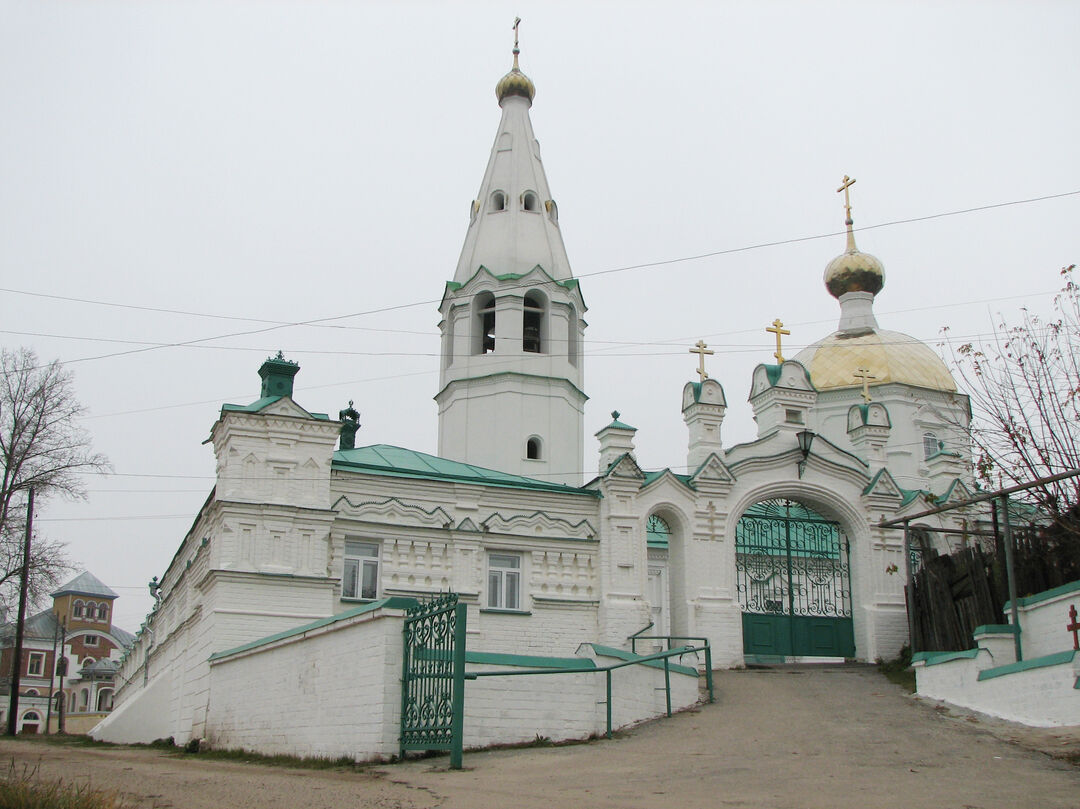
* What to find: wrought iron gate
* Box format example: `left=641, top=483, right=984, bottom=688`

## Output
left=400, top=593, right=467, bottom=768
left=735, top=499, right=855, bottom=658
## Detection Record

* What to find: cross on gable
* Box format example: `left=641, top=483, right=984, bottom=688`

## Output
left=766, top=319, right=790, bottom=364
left=689, top=339, right=714, bottom=381
left=853, top=367, right=876, bottom=403
left=1068, top=604, right=1079, bottom=651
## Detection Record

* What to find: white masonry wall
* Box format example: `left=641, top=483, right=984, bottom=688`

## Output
left=203, top=606, right=700, bottom=760
left=1010, top=584, right=1080, bottom=659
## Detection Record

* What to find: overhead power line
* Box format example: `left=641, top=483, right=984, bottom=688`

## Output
left=9, top=188, right=1078, bottom=371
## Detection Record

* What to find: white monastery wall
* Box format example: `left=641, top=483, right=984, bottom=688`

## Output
left=1012, top=585, right=1079, bottom=659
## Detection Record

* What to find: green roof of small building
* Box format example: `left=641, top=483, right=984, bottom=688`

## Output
left=333, top=445, right=598, bottom=496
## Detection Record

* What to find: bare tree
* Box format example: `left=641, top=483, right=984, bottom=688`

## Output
left=0, top=347, right=109, bottom=615
left=943, top=265, right=1080, bottom=529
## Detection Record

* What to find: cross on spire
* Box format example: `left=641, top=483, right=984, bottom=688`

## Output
left=689, top=339, right=714, bottom=381
left=766, top=319, right=790, bottom=364
left=853, top=367, right=876, bottom=403
left=837, top=174, right=856, bottom=223
left=512, top=17, right=522, bottom=68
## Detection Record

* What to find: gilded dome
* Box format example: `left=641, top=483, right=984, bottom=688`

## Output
left=824, top=245, right=885, bottom=298
left=794, top=329, right=957, bottom=393
left=496, top=65, right=535, bottom=105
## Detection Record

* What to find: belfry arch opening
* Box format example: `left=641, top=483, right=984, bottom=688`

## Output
left=523, top=291, right=546, bottom=354
left=735, top=498, right=854, bottom=660
left=474, top=292, right=496, bottom=354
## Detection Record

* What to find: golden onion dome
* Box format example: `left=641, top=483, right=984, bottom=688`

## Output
left=794, top=329, right=957, bottom=392
left=496, top=62, right=535, bottom=105
left=824, top=245, right=885, bottom=298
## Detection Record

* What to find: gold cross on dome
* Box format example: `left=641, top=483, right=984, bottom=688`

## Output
left=689, top=339, right=714, bottom=381
left=766, top=319, right=790, bottom=363
left=837, top=175, right=856, bottom=222
left=854, top=367, right=876, bottom=403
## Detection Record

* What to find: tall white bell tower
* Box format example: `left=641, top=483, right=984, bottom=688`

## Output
left=435, top=25, right=587, bottom=485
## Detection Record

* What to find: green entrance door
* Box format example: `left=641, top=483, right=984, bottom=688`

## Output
left=735, top=499, right=855, bottom=658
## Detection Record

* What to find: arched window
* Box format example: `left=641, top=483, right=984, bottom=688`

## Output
left=72, top=600, right=84, bottom=618
left=24, top=689, right=38, bottom=697
left=22, top=711, right=40, bottom=722
left=85, top=602, right=97, bottom=620
left=521, top=190, right=539, bottom=212
left=526, top=437, right=542, bottom=460
left=78, top=689, right=89, bottom=712
left=96, top=689, right=113, bottom=712
left=646, top=514, right=671, bottom=548
left=69, top=692, right=77, bottom=713
left=490, top=190, right=507, bottom=212
left=97, top=604, right=108, bottom=621
left=523, top=291, right=545, bottom=354
left=474, top=292, right=496, bottom=354
left=546, top=198, right=558, bottom=224
left=923, top=432, right=940, bottom=460
left=82, top=657, right=95, bottom=667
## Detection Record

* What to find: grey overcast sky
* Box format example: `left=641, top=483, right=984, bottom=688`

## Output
left=2, top=1, right=1077, bottom=630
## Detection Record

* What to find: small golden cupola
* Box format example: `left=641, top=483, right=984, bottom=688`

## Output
left=823, top=175, right=885, bottom=299
left=495, top=17, right=536, bottom=106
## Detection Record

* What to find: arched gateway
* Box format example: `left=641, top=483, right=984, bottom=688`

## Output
left=735, top=499, right=855, bottom=659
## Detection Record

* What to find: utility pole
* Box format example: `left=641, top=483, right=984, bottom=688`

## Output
left=56, top=621, right=67, bottom=735
left=5, top=488, right=34, bottom=736
left=46, top=612, right=60, bottom=734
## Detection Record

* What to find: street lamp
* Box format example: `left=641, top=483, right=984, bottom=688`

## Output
left=796, top=430, right=815, bottom=478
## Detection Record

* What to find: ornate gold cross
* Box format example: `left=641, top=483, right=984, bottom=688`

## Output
left=837, top=175, right=856, bottom=222
left=766, top=319, right=790, bottom=363
left=854, top=367, right=876, bottom=403
left=689, top=339, right=714, bottom=381
left=513, top=17, right=521, bottom=58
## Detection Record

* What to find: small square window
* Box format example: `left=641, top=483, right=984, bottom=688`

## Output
left=84, top=635, right=99, bottom=647
left=343, top=540, right=380, bottom=600
left=785, top=409, right=804, bottom=425
left=487, top=553, right=521, bottom=610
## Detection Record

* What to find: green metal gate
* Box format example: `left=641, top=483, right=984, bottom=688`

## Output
left=400, top=593, right=467, bottom=768
left=735, top=499, right=855, bottom=658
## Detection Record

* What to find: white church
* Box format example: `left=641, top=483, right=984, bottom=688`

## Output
left=97, top=37, right=977, bottom=755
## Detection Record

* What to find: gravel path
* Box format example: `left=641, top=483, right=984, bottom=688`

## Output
left=2, top=665, right=1077, bottom=808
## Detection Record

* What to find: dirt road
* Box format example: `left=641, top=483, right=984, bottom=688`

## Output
left=3, top=666, right=1078, bottom=809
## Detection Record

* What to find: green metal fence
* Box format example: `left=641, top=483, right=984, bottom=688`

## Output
left=400, top=593, right=467, bottom=768
left=465, top=642, right=713, bottom=740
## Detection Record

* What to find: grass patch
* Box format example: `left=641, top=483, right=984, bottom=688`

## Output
left=878, top=645, right=916, bottom=693
left=0, top=761, right=124, bottom=809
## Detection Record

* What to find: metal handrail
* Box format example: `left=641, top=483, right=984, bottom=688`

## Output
left=464, top=643, right=710, bottom=739
left=629, top=634, right=714, bottom=704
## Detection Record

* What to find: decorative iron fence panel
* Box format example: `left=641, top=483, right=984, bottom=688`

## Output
left=400, top=593, right=466, bottom=768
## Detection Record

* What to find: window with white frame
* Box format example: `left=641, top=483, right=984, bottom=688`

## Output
left=487, top=553, right=521, bottom=610
left=84, top=635, right=98, bottom=647
left=342, top=540, right=379, bottom=600
left=27, top=653, right=44, bottom=676
left=923, top=432, right=940, bottom=460
left=72, top=600, right=84, bottom=618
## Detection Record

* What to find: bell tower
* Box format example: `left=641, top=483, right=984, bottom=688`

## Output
left=435, top=23, right=587, bottom=485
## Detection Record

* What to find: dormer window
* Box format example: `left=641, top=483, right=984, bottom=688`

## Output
left=521, top=191, right=539, bottom=212
left=526, top=436, right=542, bottom=460
left=546, top=199, right=559, bottom=224
left=490, top=191, right=507, bottom=212
left=523, top=291, right=545, bottom=353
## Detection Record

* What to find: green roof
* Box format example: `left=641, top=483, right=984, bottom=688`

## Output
left=333, top=445, right=598, bottom=496
left=642, top=469, right=691, bottom=488
left=220, top=396, right=330, bottom=420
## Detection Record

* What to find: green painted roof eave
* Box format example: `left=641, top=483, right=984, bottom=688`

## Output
left=332, top=444, right=599, bottom=497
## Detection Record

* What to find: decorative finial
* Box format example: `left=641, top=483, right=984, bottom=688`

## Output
left=689, top=340, right=714, bottom=381
left=512, top=17, right=522, bottom=69
left=766, top=319, right=791, bottom=364
left=611, top=410, right=620, bottom=421
left=853, top=367, right=876, bottom=403
left=275, top=350, right=285, bottom=361
left=837, top=175, right=857, bottom=251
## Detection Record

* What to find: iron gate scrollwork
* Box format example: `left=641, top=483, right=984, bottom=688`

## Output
left=735, top=499, right=855, bottom=658
left=400, top=593, right=467, bottom=768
